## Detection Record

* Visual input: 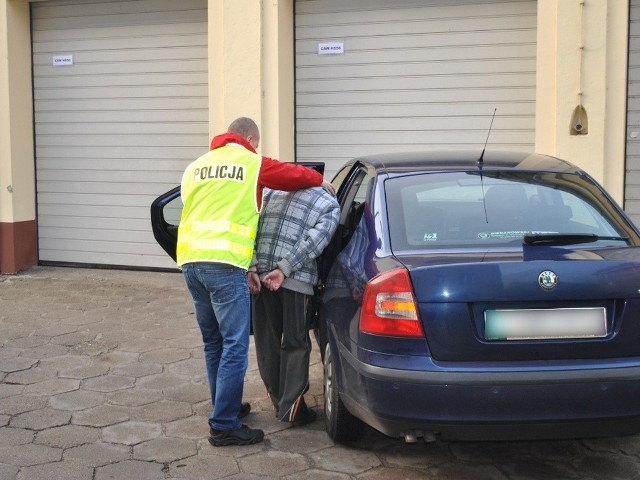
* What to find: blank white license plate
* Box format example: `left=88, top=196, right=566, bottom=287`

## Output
left=484, top=307, right=607, bottom=341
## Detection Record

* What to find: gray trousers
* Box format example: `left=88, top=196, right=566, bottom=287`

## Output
left=252, top=287, right=311, bottom=421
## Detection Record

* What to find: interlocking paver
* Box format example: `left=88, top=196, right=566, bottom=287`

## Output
left=129, top=400, right=193, bottom=424
left=49, top=390, right=105, bottom=411
left=10, top=408, right=71, bottom=430
left=71, top=404, right=130, bottom=427
left=17, top=458, right=94, bottom=480
left=133, top=437, right=197, bottom=463
left=102, top=420, right=161, bottom=445
left=94, top=459, right=166, bottom=480
left=34, top=425, right=100, bottom=449
left=3, top=266, right=640, bottom=480
left=0, top=428, right=33, bottom=447
left=64, top=441, right=129, bottom=467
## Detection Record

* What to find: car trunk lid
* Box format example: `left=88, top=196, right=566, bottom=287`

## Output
left=397, top=246, right=640, bottom=362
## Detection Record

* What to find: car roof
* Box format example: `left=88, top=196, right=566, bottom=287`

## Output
left=349, top=150, right=582, bottom=175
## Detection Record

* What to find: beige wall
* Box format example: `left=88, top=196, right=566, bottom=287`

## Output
left=0, top=0, right=34, bottom=224
left=0, top=0, right=633, bottom=271
left=536, top=0, right=629, bottom=203
left=208, top=0, right=295, bottom=162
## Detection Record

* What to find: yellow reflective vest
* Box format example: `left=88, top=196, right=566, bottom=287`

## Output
left=177, top=143, right=261, bottom=269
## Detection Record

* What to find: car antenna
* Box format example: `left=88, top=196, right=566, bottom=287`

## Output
left=478, top=108, right=497, bottom=165
left=479, top=108, right=496, bottom=223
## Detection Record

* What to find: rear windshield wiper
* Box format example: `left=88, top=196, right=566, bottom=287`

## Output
left=523, top=233, right=628, bottom=246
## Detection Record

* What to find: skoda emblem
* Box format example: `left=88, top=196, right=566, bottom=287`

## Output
left=538, top=270, right=558, bottom=291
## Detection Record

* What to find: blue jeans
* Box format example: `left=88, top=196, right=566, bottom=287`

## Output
left=182, top=263, right=250, bottom=431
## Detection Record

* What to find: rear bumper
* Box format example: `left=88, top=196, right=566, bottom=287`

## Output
left=337, top=344, right=640, bottom=440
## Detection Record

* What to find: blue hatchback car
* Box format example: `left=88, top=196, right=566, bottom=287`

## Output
left=150, top=150, right=640, bottom=443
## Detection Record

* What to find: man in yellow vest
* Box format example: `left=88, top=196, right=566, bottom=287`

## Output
left=177, top=117, right=333, bottom=446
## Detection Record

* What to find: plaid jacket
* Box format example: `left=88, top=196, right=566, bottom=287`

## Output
left=253, top=186, right=340, bottom=294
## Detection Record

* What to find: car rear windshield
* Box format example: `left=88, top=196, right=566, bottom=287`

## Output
left=385, top=171, right=633, bottom=250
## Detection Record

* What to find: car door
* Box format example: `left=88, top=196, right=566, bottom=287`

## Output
left=315, top=162, right=372, bottom=357
left=150, top=186, right=181, bottom=262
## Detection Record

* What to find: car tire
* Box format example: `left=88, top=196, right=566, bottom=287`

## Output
left=323, top=344, right=365, bottom=442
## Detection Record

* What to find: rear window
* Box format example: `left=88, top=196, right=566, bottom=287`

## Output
left=385, top=171, right=632, bottom=250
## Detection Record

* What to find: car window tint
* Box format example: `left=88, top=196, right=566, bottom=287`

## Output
left=163, top=197, right=182, bottom=226
left=386, top=171, right=629, bottom=250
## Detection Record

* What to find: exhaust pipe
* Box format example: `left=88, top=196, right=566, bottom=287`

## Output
left=401, top=430, right=437, bottom=444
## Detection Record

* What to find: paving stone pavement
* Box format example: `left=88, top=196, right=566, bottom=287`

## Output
left=2, top=266, right=640, bottom=480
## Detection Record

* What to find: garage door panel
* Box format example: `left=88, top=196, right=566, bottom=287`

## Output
left=35, top=97, right=206, bottom=112
left=37, top=192, right=165, bottom=208
left=34, top=47, right=207, bottom=68
left=39, top=249, right=176, bottom=269
left=38, top=238, right=160, bottom=258
left=37, top=168, right=184, bottom=185
left=33, top=20, right=206, bottom=45
left=296, top=59, right=534, bottom=80
left=295, top=0, right=536, bottom=172
left=36, top=133, right=205, bottom=148
left=33, top=0, right=207, bottom=268
left=34, top=0, right=205, bottom=16
left=298, top=79, right=535, bottom=95
left=34, top=72, right=207, bottom=89
left=37, top=158, right=188, bottom=173
left=36, top=121, right=207, bottom=136
left=296, top=3, right=535, bottom=27
left=36, top=145, right=204, bottom=160
left=297, top=43, right=536, bottom=66
left=297, top=116, right=533, bottom=132
left=296, top=86, right=536, bottom=104
left=35, top=85, right=207, bottom=102
left=297, top=140, right=529, bottom=160
left=33, top=59, right=206, bottom=78
left=296, top=0, right=535, bottom=17
left=38, top=182, right=179, bottom=197
left=298, top=20, right=535, bottom=42
left=33, top=30, right=207, bottom=52
left=38, top=215, right=148, bottom=231
left=297, top=29, right=536, bottom=53
left=39, top=226, right=153, bottom=244
left=33, top=5, right=206, bottom=31
left=36, top=109, right=208, bottom=124
left=38, top=202, right=150, bottom=219
left=298, top=130, right=534, bottom=147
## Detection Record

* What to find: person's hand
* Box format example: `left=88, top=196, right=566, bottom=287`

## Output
left=262, top=268, right=285, bottom=291
left=321, top=179, right=336, bottom=196
left=248, top=271, right=261, bottom=294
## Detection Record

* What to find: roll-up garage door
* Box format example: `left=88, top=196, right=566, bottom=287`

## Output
left=295, top=0, right=537, bottom=179
left=626, top=0, right=640, bottom=226
left=32, top=0, right=207, bottom=269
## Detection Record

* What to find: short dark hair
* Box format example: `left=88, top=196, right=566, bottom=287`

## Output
left=228, top=117, right=260, bottom=142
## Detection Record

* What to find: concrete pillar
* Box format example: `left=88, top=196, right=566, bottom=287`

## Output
left=0, top=0, right=36, bottom=274
left=536, top=0, right=629, bottom=204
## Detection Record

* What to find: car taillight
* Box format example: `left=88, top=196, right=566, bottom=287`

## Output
left=359, top=268, right=424, bottom=337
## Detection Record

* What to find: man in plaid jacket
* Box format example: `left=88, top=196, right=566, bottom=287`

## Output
left=250, top=185, right=340, bottom=425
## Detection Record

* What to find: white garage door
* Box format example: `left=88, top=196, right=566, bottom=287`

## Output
left=295, top=0, right=537, bottom=179
left=32, top=0, right=208, bottom=269
left=626, top=0, right=640, bottom=226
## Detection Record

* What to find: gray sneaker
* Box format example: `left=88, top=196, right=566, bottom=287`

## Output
left=208, top=424, right=264, bottom=447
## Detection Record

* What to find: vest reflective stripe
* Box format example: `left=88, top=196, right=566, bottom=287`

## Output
left=180, top=220, right=257, bottom=241
left=178, top=239, right=253, bottom=262
left=177, top=144, right=261, bottom=269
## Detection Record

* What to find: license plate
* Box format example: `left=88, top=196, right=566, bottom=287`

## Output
left=484, top=307, right=607, bottom=341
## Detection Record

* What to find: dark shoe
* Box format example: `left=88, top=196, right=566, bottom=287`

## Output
left=239, top=402, right=251, bottom=419
left=208, top=424, right=264, bottom=447
left=291, top=405, right=317, bottom=427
